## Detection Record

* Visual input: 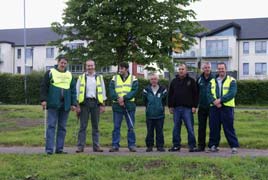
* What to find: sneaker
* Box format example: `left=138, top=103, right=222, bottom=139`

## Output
left=75, top=148, right=84, bottom=153
left=189, top=147, right=198, bottom=152
left=231, top=147, right=238, bottom=154
left=146, top=147, right=153, bottom=152
left=157, top=147, right=165, bottom=152
left=46, top=152, right=53, bottom=155
left=93, top=147, right=103, bottom=152
left=209, top=145, right=219, bottom=152
left=168, top=146, right=180, bottom=152
left=129, top=147, right=137, bottom=152
left=109, top=147, right=119, bottom=152
left=55, top=151, right=68, bottom=154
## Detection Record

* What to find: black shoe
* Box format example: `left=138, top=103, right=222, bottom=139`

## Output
left=55, top=151, right=68, bottom=154
left=75, top=148, right=84, bottom=153
left=93, top=147, right=104, bottom=152
left=189, top=147, right=198, bottom=152
left=157, top=147, right=165, bottom=152
left=168, top=146, right=180, bottom=152
left=109, top=147, right=119, bottom=152
left=46, top=152, right=53, bottom=155
left=196, top=147, right=205, bottom=152
left=129, top=147, right=137, bottom=152
left=146, top=147, right=153, bottom=152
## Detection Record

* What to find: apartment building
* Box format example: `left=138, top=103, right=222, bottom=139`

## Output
left=172, top=17, right=268, bottom=80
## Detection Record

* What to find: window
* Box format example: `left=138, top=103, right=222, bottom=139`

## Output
left=255, top=63, right=267, bottom=75
left=46, top=47, right=54, bottom=59
left=243, top=42, right=249, bottom=54
left=210, top=61, right=229, bottom=72
left=101, top=66, right=110, bottom=73
left=243, top=63, right=249, bottom=75
left=137, top=65, right=144, bottom=73
left=206, top=40, right=229, bottom=57
left=26, top=48, right=33, bottom=59
left=66, top=43, right=84, bottom=50
left=69, top=64, right=83, bottom=73
left=46, top=66, right=54, bottom=71
left=17, top=66, right=21, bottom=74
left=255, top=41, right=267, bottom=54
left=17, top=49, right=21, bottom=59
left=185, top=62, right=196, bottom=72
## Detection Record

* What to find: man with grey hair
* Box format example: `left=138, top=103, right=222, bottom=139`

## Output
left=143, top=73, right=167, bottom=152
left=196, top=62, right=214, bottom=151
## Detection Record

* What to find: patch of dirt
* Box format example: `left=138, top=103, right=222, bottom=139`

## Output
left=0, top=118, right=43, bottom=131
left=144, top=160, right=167, bottom=170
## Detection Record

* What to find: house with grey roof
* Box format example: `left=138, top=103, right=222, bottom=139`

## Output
left=1, top=17, right=268, bottom=79
left=173, top=17, right=268, bottom=80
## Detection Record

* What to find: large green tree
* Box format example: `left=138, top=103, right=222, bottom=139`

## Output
left=51, top=0, right=202, bottom=71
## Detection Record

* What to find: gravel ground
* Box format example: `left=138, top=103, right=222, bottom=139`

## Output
left=1, top=146, right=268, bottom=157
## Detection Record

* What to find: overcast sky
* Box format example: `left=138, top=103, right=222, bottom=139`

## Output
left=0, top=0, right=267, bottom=29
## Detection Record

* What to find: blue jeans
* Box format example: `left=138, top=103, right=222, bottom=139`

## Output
left=172, top=107, right=196, bottom=148
left=45, top=108, right=69, bottom=153
left=112, top=110, right=136, bottom=148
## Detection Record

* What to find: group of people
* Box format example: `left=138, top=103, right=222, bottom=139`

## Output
left=40, top=56, right=239, bottom=155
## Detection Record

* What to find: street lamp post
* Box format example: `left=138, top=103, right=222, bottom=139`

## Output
left=23, top=0, right=27, bottom=104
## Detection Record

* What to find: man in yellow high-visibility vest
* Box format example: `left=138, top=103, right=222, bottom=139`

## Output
left=207, top=62, right=239, bottom=154
left=109, top=62, right=139, bottom=152
left=40, top=56, right=77, bottom=155
left=75, top=60, right=107, bottom=153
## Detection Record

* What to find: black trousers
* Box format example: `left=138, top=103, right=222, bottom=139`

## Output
left=197, top=107, right=210, bottom=149
left=145, top=118, right=164, bottom=148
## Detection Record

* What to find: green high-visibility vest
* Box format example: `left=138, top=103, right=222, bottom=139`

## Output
left=78, top=74, right=104, bottom=104
left=50, top=68, right=72, bottom=89
left=113, top=74, right=136, bottom=102
left=210, top=76, right=235, bottom=107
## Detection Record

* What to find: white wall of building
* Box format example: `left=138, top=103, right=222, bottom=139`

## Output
left=0, top=43, right=14, bottom=73
left=239, top=40, right=268, bottom=80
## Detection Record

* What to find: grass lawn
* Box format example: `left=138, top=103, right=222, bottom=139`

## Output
left=0, top=154, right=268, bottom=180
left=0, top=105, right=268, bottom=149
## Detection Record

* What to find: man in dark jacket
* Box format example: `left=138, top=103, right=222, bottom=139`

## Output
left=40, top=56, right=77, bottom=155
left=143, top=73, right=167, bottom=152
left=196, top=62, right=213, bottom=151
left=168, top=64, right=198, bottom=152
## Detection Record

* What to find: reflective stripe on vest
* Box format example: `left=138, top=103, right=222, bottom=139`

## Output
left=78, top=74, right=104, bottom=104
left=210, top=76, right=235, bottom=107
left=113, top=74, right=135, bottom=102
left=50, top=68, right=72, bottom=89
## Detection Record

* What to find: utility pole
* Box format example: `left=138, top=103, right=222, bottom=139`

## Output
left=23, top=0, right=27, bottom=104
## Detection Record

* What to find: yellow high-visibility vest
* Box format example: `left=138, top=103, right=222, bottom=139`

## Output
left=50, top=68, right=72, bottom=89
left=210, top=76, right=235, bottom=107
left=113, top=74, right=136, bottom=102
left=77, top=73, right=104, bottom=104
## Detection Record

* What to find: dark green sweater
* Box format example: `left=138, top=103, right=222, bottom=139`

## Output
left=40, top=65, right=77, bottom=111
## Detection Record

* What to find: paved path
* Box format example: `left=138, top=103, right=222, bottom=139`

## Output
left=1, top=146, right=268, bottom=157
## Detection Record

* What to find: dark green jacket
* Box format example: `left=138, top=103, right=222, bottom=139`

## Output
left=109, top=73, right=139, bottom=112
left=196, top=73, right=214, bottom=108
left=40, top=65, right=77, bottom=111
left=143, top=85, right=167, bottom=119
left=207, top=75, right=237, bottom=106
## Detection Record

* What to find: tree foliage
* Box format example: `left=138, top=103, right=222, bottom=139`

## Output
left=51, top=0, right=203, bottom=71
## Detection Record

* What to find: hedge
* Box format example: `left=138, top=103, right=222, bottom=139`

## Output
left=0, top=73, right=268, bottom=105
